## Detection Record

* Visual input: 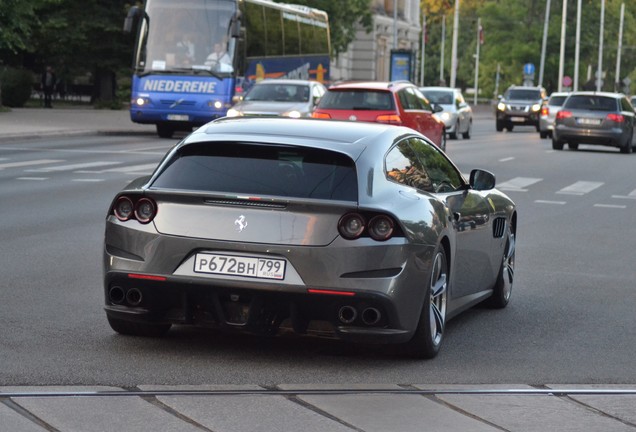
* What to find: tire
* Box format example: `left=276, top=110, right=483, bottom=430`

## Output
left=539, top=131, right=548, bottom=139
left=107, top=316, right=171, bottom=337
left=568, top=142, right=579, bottom=150
left=449, top=123, right=458, bottom=140
left=402, top=245, right=448, bottom=359
left=496, top=121, right=504, bottom=132
left=438, top=133, right=447, bottom=152
left=505, top=124, right=514, bottom=132
left=462, top=121, right=472, bottom=139
left=483, top=226, right=515, bottom=309
left=156, top=123, right=175, bottom=139
left=552, top=138, right=564, bottom=150
left=620, top=132, right=633, bottom=154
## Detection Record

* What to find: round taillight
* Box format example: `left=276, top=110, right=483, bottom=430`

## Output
left=368, top=215, right=394, bottom=241
left=338, top=213, right=365, bottom=239
left=134, top=198, right=156, bottom=224
left=114, top=196, right=134, bottom=221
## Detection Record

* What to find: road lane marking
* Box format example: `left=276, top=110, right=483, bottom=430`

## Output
left=535, top=200, right=567, bottom=205
left=26, top=161, right=122, bottom=172
left=497, top=177, right=542, bottom=192
left=556, top=181, right=603, bottom=195
left=499, top=157, right=515, bottom=162
left=78, top=163, right=158, bottom=174
left=594, top=204, right=626, bottom=209
left=612, top=189, right=636, bottom=200
left=16, top=177, right=48, bottom=181
left=72, top=179, right=105, bottom=182
left=0, top=159, right=63, bottom=170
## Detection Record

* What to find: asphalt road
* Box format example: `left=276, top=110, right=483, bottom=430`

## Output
left=1, top=119, right=635, bottom=387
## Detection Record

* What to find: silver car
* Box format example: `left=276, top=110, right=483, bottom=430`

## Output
left=552, top=91, right=636, bottom=153
left=227, top=79, right=326, bottom=118
left=539, top=92, right=569, bottom=139
left=420, top=86, right=473, bottom=139
left=103, top=118, right=517, bottom=359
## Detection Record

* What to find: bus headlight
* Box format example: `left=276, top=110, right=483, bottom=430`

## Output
left=226, top=108, right=242, bottom=117
left=207, top=100, right=224, bottom=109
left=133, top=97, right=150, bottom=107
left=283, top=110, right=302, bottom=118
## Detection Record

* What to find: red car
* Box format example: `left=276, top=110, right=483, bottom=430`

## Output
left=312, top=81, right=446, bottom=150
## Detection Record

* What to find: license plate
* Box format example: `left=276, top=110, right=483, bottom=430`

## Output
left=510, top=116, right=525, bottom=122
left=194, top=253, right=286, bottom=280
left=167, top=114, right=189, bottom=121
left=577, top=118, right=602, bottom=125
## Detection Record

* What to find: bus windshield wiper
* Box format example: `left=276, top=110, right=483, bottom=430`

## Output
left=138, top=67, right=222, bottom=80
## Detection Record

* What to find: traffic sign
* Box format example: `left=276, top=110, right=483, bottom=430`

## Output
left=563, top=76, right=572, bottom=87
left=523, top=63, right=535, bottom=76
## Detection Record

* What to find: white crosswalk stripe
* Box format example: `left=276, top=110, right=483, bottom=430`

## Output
left=26, top=161, right=122, bottom=172
left=80, top=163, right=158, bottom=174
left=0, top=159, right=63, bottom=170
left=557, top=181, right=604, bottom=195
left=497, top=177, right=542, bottom=192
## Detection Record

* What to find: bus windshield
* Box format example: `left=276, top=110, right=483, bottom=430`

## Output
left=139, top=0, right=236, bottom=74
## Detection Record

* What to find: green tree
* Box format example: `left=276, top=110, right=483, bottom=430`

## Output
left=275, top=0, right=373, bottom=57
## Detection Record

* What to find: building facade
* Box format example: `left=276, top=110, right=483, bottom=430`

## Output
left=331, top=0, right=422, bottom=83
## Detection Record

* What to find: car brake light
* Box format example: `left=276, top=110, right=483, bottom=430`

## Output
left=113, top=195, right=157, bottom=224
left=311, top=112, right=331, bottom=119
left=540, top=106, right=549, bottom=116
left=307, top=289, right=355, bottom=296
left=556, top=110, right=572, bottom=120
left=606, top=113, right=624, bottom=123
left=338, top=213, right=365, bottom=239
left=135, top=198, right=157, bottom=224
left=375, top=114, right=402, bottom=125
left=114, top=196, right=134, bottom=221
left=368, top=215, right=394, bottom=241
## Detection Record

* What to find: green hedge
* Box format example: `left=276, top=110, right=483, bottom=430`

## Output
left=1, top=68, right=34, bottom=107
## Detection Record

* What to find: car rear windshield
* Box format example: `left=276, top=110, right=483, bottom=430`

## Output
left=421, top=90, right=454, bottom=105
left=245, top=84, right=309, bottom=102
left=563, top=95, right=618, bottom=111
left=549, top=96, right=568, bottom=106
left=506, top=89, right=541, bottom=100
left=150, top=142, right=358, bottom=201
left=318, top=90, right=394, bottom=110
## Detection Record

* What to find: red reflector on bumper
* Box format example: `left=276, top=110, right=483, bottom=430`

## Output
left=307, top=289, right=355, bottom=296
left=127, top=273, right=167, bottom=281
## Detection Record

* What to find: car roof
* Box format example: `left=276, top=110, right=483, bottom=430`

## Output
left=419, top=86, right=457, bottom=92
left=252, top=79, right=321, bottom=86
left=328, top=81, right=412, bottom=92
left=185, top=117, right=418, bottom=158
left=567, top=91, right=625, bottom=98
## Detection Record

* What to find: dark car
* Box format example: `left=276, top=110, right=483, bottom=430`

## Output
left=552, top=91, right=636, bottom=153
left=103, top=117, right=516, bottom=359
left=312, top=81, right=447, bottom=151
left=496, top=85, right=547, bottom=132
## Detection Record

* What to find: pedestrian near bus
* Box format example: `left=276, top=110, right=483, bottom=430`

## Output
left=41, top=66, right=56, bottom=108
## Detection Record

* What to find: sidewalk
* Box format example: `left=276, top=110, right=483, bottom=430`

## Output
left=2, top=105, right=634, bottom=432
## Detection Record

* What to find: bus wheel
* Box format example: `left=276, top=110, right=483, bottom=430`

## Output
left=156, top=123, right=175, bottom=139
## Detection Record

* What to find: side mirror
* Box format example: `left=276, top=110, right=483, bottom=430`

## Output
left=433, top=104, right=444, bottom=113
left=469, top=169, right=496, bottom=190
left=230, top=11, right=242, bottom=38
left=123, top=6, right=141, bottom=33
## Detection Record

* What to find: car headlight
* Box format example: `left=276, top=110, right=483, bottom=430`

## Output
left=283, top=110, right=302, bottom=119
left=497, top=102, right=506, bottom=111
left=439, top=112, right=451, bottom=121
left=133, top=97, right=151, bottom=107
left=226, top=108, right=242, bottom=117
left=531, top=103, right=541, bottom=112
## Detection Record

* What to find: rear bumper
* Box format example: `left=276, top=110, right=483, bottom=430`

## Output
left=553, top=125, right=626, bottom=147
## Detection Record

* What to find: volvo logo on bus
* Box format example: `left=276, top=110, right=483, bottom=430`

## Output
left=170, top=98, right=185, bottom=109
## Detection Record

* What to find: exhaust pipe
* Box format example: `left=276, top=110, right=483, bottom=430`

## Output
left=126, top=288, right=143, bottom=306
left=338, top=305, right=357, bottom=324
left=108, top=286, right=125, bottom=304
left=361, top=307, right=381, bottom=326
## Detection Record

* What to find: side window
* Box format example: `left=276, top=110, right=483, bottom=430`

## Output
left=621, top=97, right=634, bottom=113
left=404, top=87, right=426, bottom=110
left=396, top=89, right=409, bottom=110
left=385, top=141, right=433, bottom=192
left=408, top=138, right=464, bottom=193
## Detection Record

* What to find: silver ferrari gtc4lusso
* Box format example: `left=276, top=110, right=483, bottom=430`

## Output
left=103, top=117, right=517, bottom=358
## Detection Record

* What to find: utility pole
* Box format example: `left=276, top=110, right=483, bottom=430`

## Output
left=558, top=0, right=567, bottom=92
left=440, top=15, right=446, bottom=84
left=539, top=0, right=551, bottom=87
left=450, top=0, right=459, bottom=88
left=574, top=0, right=581, bottom=91
left=474, top=18, right=481, bottom=105
left=420, top=14, right=426, bottom=86
left=597, top=0, right=604, bottom=91
left=614, top=3, right=624, bottom=92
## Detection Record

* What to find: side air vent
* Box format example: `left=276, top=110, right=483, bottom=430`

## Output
left=493, top=217, right=507, bottom=238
